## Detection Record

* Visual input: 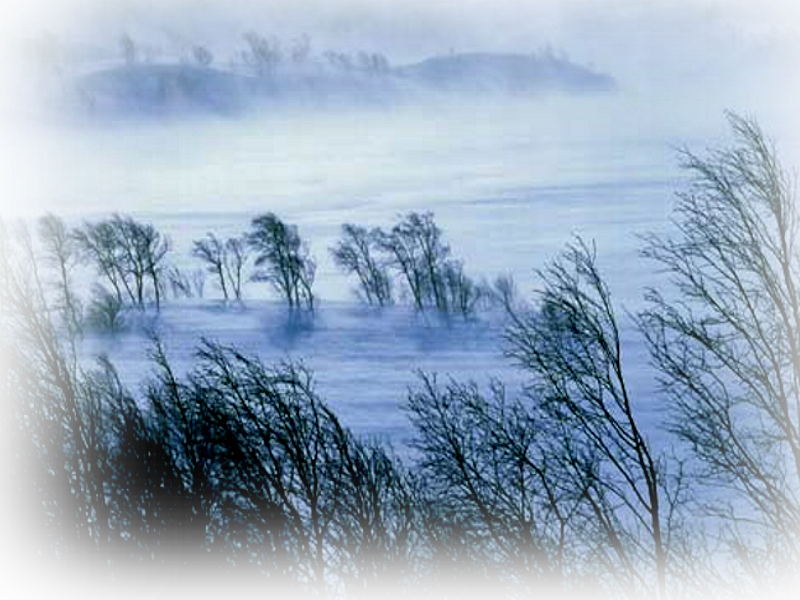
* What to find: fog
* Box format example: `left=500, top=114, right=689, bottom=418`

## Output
left=0, top=2, right=800, bottom=443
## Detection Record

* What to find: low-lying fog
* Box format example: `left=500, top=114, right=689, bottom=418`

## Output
left=0, top=0, right=800, bottom=445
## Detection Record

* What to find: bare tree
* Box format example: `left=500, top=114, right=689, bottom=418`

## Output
left=408, top=212, right=450, bottom=312
left=331, top=223, right=392, bottom=306
left=505, top=239, right=683, bottom=600
left=8, top=223, right=51, bottom=329
left=407, top=373, right=571, bottom=594
left=110, top=214, right=170, bottom=311
left=375, top=212, right=450, bottom=311
left=194, top=341, right=342, bottom=594
left=1, top=220, right=112, bottom=559
left=86, top=284, right=125, bottom=331
left=192, top=233, right=230, bottom=301
left=375, top=212, right=481, bottom=316
left=490, top=274, right=523, bottom=315
left=290, top=33, right=311, bottom=66
left=242, top=31, right=282, bottom=76
left=247, top=213, right=315, bottom=310
left=442, top=260, right=483, bottom=317
left=224, top=235, right=249, bottom=301
left=72, top=219, right=129, bottom=306
left=191, top=44, right=214, bottom=67
left=37, top=214, right=82, bottom=336
left=74, top=215, right=170, bottom=312
left=639, top=113, right=800, bottom=595
left=192, top=233, right=249, bottom=303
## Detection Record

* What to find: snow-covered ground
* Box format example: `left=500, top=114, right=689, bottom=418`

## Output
left=29, top=94, right=752, bottom=452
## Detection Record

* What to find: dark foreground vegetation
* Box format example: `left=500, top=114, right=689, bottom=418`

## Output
left=2, top=114, right=798, bottom=599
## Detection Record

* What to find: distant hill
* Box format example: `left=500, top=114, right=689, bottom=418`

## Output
left=394, top=52, right=616, bottom=93
left=76, top=64, right=256, bottom=114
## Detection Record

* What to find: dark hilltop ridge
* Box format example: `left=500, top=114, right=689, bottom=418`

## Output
left=396, top=52, right=616, bottom=93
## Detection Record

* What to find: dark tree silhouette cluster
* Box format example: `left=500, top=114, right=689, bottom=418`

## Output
left=73, top=213, right=170, bottom=312
left=332, top=212, right=485, bottom=317
left=247, top=212, right=316, bottom=311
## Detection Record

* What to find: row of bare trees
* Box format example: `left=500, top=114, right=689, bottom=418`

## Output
left=3, top=114, right=798, bottom=598
left=33, top=209, right=494, bottom=331
left=195, top=211, right=485, bottom=315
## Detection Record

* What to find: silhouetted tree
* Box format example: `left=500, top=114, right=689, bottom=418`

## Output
left=224, top=235, right=249, bottom=301
left=290, top=34, right=311, bottom=65
left=442, top=260, right=483, bottom=317
left=72, top=219, right=129, bottom=306
left=117, top=215, right=170, bottom=311
left=74, top=214, right=170, bottom=311
left=192, top=44, right=213, bottom=67
left=639, top=113, right=800, bottom=596
left=375, top=212, right=448, bottom=311
left=331, top=223, right=392, bottom=306
left=242, top=31, right=282, bottom=76
left=247, top=213, right=315, bottom=310
left=37, top=213, right=82, bottom=336
left=376, top=212, right=480, bottom=316
left=86, top=284, right=125, bottom=331
left=505, top=239, right=684, bottom=600
left=192, top=233, right=249, bottom=302
left=408, top=373, right=569, bottom=594
left=1, top=221, right=112, bottom=558
left=192, top=233, right=230, bottom=301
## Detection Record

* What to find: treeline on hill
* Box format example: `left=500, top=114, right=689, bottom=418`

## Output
left=51, top=31, right=395, bottom=114
left=2, top=114, right=799, bottom=599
